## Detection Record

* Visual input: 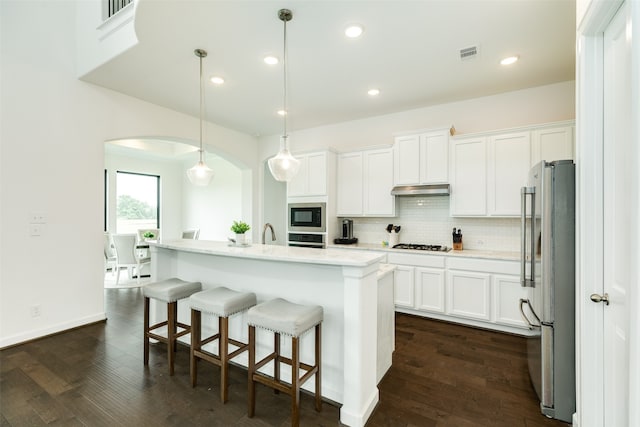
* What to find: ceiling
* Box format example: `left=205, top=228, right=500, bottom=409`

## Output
left=83, top=0, right=576, bottom=138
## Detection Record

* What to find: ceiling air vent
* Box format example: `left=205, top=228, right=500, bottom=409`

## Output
left=459, top=46, right=478, bottom=61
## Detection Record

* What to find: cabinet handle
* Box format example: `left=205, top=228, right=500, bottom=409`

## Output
left=520, top=186, right=536, bottom=287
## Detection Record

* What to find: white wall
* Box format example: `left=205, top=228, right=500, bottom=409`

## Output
left=181, top=154, right=245, bottom=241
left=259, top=81, right=575, bottom=161
left=0, top=1, right=259, bottom=348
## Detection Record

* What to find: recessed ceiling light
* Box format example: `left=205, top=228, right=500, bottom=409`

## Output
left=277, top=109, right=287, bottom=116
left=367, top=88, right=380, bottom=96
left=210, top=76, right=225, bottom=85
left=345, top=24, right=364, bottom=38
left=500, top=55, right=519, bottom=65
left=264, top=55, right=279, bottom=65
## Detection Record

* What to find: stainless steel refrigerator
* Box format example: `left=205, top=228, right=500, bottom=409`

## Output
left=519, top=160, right=575, bottom=422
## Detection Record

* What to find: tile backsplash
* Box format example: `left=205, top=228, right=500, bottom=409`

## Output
left=351, top=196, right=520, bottom=252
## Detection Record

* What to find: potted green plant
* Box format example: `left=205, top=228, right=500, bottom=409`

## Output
left=142, top=231, right=156, bottom=241
left=230, top=220, right=250, bottom=245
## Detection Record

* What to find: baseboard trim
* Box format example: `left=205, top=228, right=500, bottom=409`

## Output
left=0, top=312, right=107, bottom=349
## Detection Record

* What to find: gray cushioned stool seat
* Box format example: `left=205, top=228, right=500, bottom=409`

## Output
left=189, top=287, right=257, bottom=317
left=143, top=278, right=202, bottom=302
left=248, top=298, right=323, bottom=337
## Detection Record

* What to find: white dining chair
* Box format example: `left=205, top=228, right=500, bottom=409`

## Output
left=104, top=232, right=117, bottom=276
left=112, top=233, right=151, bottom=285
left=182, top=229, right=200, bottom=239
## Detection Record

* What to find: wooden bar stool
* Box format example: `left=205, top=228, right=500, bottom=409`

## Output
left=143, top=278, right=202, bottom=375
left=189, top=287, right=257, bottom=403
left=247, top=298, right=323, bottom=427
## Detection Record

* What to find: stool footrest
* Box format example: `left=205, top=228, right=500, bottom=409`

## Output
left=148, top=320, right=169, bottom=331
left=252, top=372, right=292, bottom=394
left=254, top=353, right=317, bottom=387
left=254, top=352, right=276, bottom=371
left=201, top=333, right=220, bottom=347
left=193, top=342, right=248, bottom=365
left=228, top=343, right=249, bottom=359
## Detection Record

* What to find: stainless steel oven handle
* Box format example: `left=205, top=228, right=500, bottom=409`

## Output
left=519, top=298, right=541, bottom=330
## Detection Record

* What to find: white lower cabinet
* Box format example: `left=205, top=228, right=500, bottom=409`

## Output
left=493, top=274, right=529, bottom=328
left=415, top=268, right=445, bottom=313
left=446, top=270, right=491, bottom=321
left=391, top=254, right=532, bottom=335
left=393, top=265, right=415, bottom=308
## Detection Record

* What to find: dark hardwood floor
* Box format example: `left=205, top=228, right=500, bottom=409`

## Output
left=1, top=288, right=570, bottom=426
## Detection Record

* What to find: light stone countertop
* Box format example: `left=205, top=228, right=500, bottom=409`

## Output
left=152, top=239, right=385, bottom=267
left=328, top=242, right=520, bottom=261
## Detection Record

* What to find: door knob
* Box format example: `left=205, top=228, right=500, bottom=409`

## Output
left=590, top=293, right=610, bottom=305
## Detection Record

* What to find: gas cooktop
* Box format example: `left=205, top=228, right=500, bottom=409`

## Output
left=392, top=243, right=451, bottom=252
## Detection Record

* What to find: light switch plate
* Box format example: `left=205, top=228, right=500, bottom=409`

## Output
left=30, top=212, right=46, bottom=223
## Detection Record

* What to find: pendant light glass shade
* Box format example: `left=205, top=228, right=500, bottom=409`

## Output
left=268, top=9, right=300, bottom=183
left=268, top=135, right=300, bottom=182
left=187, top=48, right=214, bottom=186
left=187, top=160, right=214, bottom=186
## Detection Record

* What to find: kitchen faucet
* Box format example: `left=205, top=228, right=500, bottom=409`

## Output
left=262, top=223, right=276, bottom=244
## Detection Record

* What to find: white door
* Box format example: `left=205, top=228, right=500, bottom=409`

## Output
left=602, top=2, right=632, bottom=425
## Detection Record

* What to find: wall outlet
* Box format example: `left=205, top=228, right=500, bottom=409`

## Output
left=30, top=224, right=43, bottom=236
left=30, top=304, right=41, bottom=318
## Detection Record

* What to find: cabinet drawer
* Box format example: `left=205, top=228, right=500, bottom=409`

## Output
left=446, top=257, right=519, bottom=275
left=387, top=253, right=446, bottom=268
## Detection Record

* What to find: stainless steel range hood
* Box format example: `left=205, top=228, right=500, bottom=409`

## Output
left=390, top=183, right=450, bottom=196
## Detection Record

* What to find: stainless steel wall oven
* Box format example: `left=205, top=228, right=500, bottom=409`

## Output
left=288, top=202, right=326, bottom=232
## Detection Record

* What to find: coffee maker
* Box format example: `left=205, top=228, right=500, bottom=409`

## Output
left=334, top=219, right=358, bottom=244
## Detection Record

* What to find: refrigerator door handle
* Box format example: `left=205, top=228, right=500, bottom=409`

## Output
left=521, top=186, right=536, bottom=287
left=519, top=298, right=541, bottom=329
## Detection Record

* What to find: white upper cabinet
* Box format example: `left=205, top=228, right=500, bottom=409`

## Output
left=450, top=136, right=487, bottom=216
left=287, top=151, right=329, bottom=197
left=337, top=147, right=395, bottom=217
left=487, top=132, right=531, bottom=216
left=420, top=130, right=449, bottom=184
left=393, top=135, right=421, bottom=185
left=451, top=121, right=574, bottom=217
left=394, top=128, right=449, bottom=185
left=336, top=151, right=364, bottom=215
left=531, top=125, right=574, bottom=165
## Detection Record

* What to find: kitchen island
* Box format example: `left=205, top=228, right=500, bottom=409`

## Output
left=149, top=240, right=388, bottom=427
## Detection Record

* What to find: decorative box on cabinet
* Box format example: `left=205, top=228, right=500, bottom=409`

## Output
left=393, top=128, right=449, bottom=185
left=336, top=147, right=395, bottom=217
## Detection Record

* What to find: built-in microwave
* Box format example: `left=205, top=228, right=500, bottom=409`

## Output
left=288, top=202, right=326, bottom=232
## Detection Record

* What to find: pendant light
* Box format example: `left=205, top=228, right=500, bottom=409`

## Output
left=187, top=48, right=215, bottom=186
left=268, top=9, right=300, bottom=182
